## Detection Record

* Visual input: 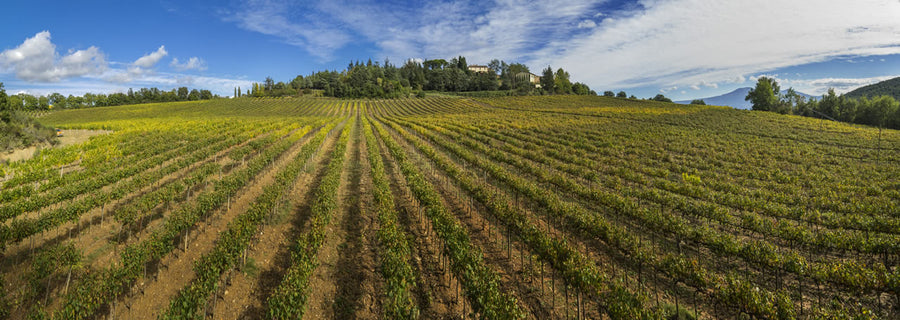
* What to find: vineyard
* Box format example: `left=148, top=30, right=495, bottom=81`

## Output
left=0, top=95, right=898, bottom=319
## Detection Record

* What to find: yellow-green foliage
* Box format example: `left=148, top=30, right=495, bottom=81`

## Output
left=3, top=95, right=897, bottom=319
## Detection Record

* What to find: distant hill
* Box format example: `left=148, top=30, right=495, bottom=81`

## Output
left=677, top=87, right=815, bottom=109
left=843, top=76, right=900, bottom=101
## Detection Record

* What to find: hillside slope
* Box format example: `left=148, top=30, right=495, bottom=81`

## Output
left=0, top=86, right=56, bottom=153
left=844, top=76, right=900, bottom=100
left=4, top=96, right=897, bottom=319
left=0, top=112, right=57, bottom=152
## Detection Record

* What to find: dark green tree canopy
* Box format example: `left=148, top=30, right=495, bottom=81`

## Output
left=741, top=77, right=900, bottom=130
left=652, top=94, right=672, bottom=103
left=0, top=83, right=9, bottom=123
left=244, top=56, right=592, bottom=99
left=746, top=77, right=780, bottom=112
left=541, top=66, right=555, bottom=93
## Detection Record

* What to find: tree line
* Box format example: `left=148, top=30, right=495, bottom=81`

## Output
left=746, top=77, right=900, bottom=129
left=0, top=83, right=56, bottom=151
left=5, top=87, right=217, bottom=111
left=244, top=56, right=597, bottom=99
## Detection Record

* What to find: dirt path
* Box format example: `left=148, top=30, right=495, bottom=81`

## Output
left=304, top=117, right=372, bottom=319
left=213, top=121, right=348, bottom=319
left=338, top=115, right=381, bottom=320
left=0, top=129, right=111, bottom=163
left=110, top=127, right=316, bottom=319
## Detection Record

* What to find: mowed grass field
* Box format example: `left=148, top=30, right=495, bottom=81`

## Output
left=1, top=96, right=898, bottom=319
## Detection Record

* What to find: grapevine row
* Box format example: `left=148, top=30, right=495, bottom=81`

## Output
left=266, top=117, right=353, bottom=318
left=161, top=121, right=329, bottom=318
left=50, top=122, right=312, bottom=319
left=361, top=115, right=418, bottom=318
left=369, top=117, right=525, bottom=319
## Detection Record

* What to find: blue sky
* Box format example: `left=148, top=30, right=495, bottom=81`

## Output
left=2, top=0, right=900, bottom=100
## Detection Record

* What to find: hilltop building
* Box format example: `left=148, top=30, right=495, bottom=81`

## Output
left=468, top=65, right=489, bottom=73
left=516, top=72, right=542, bottom=88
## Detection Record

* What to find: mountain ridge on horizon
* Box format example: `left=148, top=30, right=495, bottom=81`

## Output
left=677, top=87, right=816, bottom=109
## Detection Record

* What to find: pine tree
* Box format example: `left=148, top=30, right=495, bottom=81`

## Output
left=541, top=66, right=555, bottom=93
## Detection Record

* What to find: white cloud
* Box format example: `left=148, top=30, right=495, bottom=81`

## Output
left=171, top=57, right=207, bottom=71
left=577, top=20, right=597, bottom=29
left=779, top=75, right=896, bottom=95
left=529, top=0, right=900, bottom=91
left=3, top=32, right=240, bottom=97
left=117, top=72, right=254, bottom=97
left=689, top=81, right=718, bottom=90
left=133, top=46, right=168, bottom=68
left=108, top=45, right=170, bottom=83
left=224, top=0, right=900, bottom=95
left=103, top=69, right=134, bottom=84
left=0, top=31, right=106, bottom=82
left=227, top=0, right=605, bottom=63
left=727, top=75, right=746, bottom=84
left=5, top=72, right=254, bottom=97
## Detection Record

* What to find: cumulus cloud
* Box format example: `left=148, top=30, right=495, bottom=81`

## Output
left=132, top=46, right=168, bottom=71
left=134, top=46, right=168, bottom=68
left=0, top=31, right=106, bottom=82
left=2, top=32, right=237, bottom=96
left=170, top=57, right=207, bottom=71
left=108, top=45, right=169, bottom=83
